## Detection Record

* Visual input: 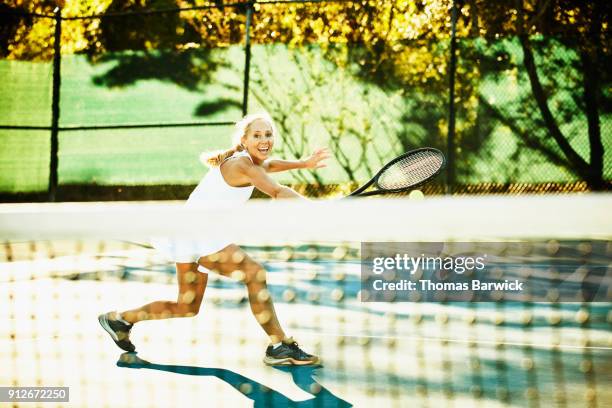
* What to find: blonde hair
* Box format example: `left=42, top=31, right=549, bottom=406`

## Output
left=201, top=112, right=278, bottom=167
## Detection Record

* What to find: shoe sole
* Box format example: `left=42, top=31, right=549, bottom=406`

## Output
left=263, top=356, right=321, bottom=366
left=98, top=313, right=119, bottom=341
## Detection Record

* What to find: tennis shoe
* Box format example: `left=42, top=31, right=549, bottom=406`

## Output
left=263, top=337, right=321, bottom=366
left=98, top=312, right=136, bottom=352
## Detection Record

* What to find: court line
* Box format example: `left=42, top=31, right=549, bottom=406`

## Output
left=5, top=330, right=611, bottom=351
left=2, top=307, right=609, bottom=352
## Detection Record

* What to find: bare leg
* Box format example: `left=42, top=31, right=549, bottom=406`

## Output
left=199, top=244, right=287, bottom=343
left=121, top=262, right=208, bottom=324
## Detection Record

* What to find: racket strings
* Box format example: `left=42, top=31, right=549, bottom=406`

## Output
left=377, top=151, right=444, bottom=190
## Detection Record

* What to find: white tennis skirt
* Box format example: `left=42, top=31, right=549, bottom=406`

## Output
left=151, top=237, right=232, bottom=264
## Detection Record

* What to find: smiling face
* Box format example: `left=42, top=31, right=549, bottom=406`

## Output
left=241, top=118, right=274, bottom=163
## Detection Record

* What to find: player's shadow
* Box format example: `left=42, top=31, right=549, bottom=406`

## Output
left=117, top=352, right=352, bottom=407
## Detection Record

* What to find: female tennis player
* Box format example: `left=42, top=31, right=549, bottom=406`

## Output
left=99, top=112, right=328, bottom=366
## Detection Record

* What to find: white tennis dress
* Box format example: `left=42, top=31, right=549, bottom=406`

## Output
left=152, top=150, right=254, bottom=263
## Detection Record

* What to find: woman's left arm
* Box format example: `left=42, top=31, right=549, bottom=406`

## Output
left=264, top=147, right=330, bottom=173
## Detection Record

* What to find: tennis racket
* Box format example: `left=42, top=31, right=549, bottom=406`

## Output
left=348, top=147, right=446, bottom=197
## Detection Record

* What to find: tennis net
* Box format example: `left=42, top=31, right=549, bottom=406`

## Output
left=1, top=195, right=610, bottom=407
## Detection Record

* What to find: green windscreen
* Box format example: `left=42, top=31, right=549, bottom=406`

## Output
left=0, top=130, right=50, bottom=193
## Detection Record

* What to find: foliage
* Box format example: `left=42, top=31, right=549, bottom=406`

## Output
left=0, top=0, right=609, bottom=187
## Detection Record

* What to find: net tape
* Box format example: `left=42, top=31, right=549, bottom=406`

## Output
left=1, top=195, right=610, bottom=241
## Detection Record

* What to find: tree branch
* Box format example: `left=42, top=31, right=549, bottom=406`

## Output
left=516, top=1, right=591, bottom=180
left=478, top=96, right=572, bottom=170
left=579, top=1, right=604, bottom=188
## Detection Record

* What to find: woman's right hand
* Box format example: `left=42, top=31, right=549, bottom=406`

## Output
left=302, top=147, right=331, bottom=169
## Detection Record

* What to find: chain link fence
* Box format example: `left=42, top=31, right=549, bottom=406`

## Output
left=0, top=1, right=609, bottom=201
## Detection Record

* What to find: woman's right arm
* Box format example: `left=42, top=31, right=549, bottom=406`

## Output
left=241, top=161, right=308, bottom=200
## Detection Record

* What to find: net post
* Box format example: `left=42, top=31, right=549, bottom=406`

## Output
left=446, top=0, right=458, bottom=195
left=48, top=7, right=62, bottom=202
left=242, top=2, right=254, bottom=116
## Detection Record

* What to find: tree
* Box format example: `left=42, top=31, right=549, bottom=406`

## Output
left=516, top=0, right=608, bottom=189
left=460, top=0, right=610, bottom=189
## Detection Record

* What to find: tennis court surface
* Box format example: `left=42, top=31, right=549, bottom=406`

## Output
left=1, top=195, right=610, bottom=407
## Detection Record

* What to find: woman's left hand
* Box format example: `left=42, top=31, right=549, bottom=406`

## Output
left=302, top=147, right=331, bottom=169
